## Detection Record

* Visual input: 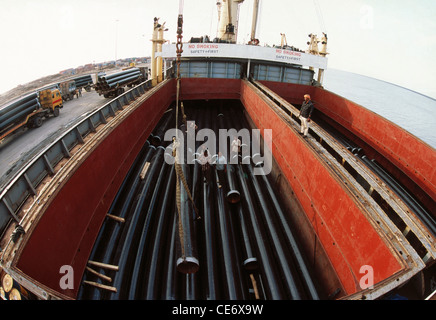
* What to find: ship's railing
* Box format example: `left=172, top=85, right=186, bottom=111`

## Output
left=0, top=79, right=153, bottom=238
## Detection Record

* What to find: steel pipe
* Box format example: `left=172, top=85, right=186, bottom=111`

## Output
left=0, top=92, right=38, bottom=117
left=104, top=68, right=140, bottom=80
left=81, top=143, right=156, bottom=299
left=77, top=141, right=152, bottom=299
left=104, top=71, right=140, bottom=83
left=0, top=102, right=40, bottom=131
left=235, top=164, right=286, bottom=300
left=253, top=163, right=320, bottom=299
left=243, top=164, right=302, bottom=299
left=176, top=162, right=200, bottom=274
left=142, top=165, right=176, bottom=299
left=105, top=75, right=142, bottom=88
left=181, top=273, right=198, bottom=300
left=106, top=72, right=141, bottom=86
left=109, top=146, right=165, bottom=299
left=213, top=168, right=245, bottom=299
left=181, top=199, right=200, bottom=300
left=200, top=164, right=219, bottom=299
left=232, top=198, right=258, bottom=271
left=176, top=124, right=200, bottom=275
left=151, top=110, right=175, bottom=146
left=128, top=147, right=168, bottom=298
left=361, top=155, right=436, bottom=236
left=0, top=98, right=39, bottom=124
left=73, top=75, right=93, bottom=87
left=162, top=211, right=179, bottom=299
left=214, top=106, right=241, bottom=203
left=226, top=164, right=240, bottom=203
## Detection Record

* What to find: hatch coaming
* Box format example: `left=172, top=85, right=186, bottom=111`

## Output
left=0, top=77, right=433, bottom=300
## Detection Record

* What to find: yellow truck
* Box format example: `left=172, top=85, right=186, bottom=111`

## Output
left=0, top=88, right=63, bottom=141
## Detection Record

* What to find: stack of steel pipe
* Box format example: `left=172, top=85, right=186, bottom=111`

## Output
left=95, top=68, right=142, bottom=92
left=127, top=155, right=171, bottom=298
left=151, top=109, right=175, bottom=146
left=0, top=92, right=40, bottom=132
left=223, top=102, right=320, bottom=299
left=79, top=101, right=322, bottom=300
left=73, top=74, right=93, bottom=88
left=251, top=163, right=320, bottom=299
left=107, top=145, right=166, bottom=299
left=77, top=141, right=157, bottom=299
left=140, top=165, right=176, bottom=299
left=235, top=163, right=286, bottom=299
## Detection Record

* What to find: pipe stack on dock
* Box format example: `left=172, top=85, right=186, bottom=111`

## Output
left=95, top=68, right=143, bottom=93
left=0, top=92, right=40, bottom=132
left=78, top=101, right=322, bottom=300
left=72, top=74, right=93, bottom=89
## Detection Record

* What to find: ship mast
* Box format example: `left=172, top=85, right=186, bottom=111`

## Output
left=151, top=18, right=168, bottom=86
left=216, top=0, right=244, bottom=43
left=250, top=0, right=260, bottom=44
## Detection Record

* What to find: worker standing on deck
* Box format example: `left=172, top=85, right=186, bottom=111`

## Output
left=215, top=151, right=227, bottom=188
left=299, top=94, right=314, bottom=137
left=200, top=148, right=212, bottom=183
left=231, top=136, right=242, bottom=163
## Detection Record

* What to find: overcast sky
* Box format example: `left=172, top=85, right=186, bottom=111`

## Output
left=0, top=0, right=435, bottom=98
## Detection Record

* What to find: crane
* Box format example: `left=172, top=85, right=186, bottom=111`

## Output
left=216, top=0, right=245, bottom=43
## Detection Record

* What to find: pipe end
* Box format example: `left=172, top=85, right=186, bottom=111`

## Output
left=151, top=135, right=162, bottom=146
left=243, top=257, right=258, bottom=271
left=226, top=190, right=240, bottom=204
left=176, top=257, right=200, bottom=274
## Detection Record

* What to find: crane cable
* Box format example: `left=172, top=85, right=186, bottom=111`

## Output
left=176, top=0, right=187, bottom=131
left=313, top=0, right=327, bottom=33
left=175, top=5, right=185, bottom=258
left=174, top=1, right=200, bottom=259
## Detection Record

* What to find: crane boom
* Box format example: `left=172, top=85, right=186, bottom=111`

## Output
left=216, top=0, right=244, bottom=43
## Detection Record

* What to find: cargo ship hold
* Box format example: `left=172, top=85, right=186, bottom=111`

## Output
left=1, top=1, right=435, bottom=300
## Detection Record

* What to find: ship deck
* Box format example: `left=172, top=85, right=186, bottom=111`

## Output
left=1, top=77, right=435, bottom=300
